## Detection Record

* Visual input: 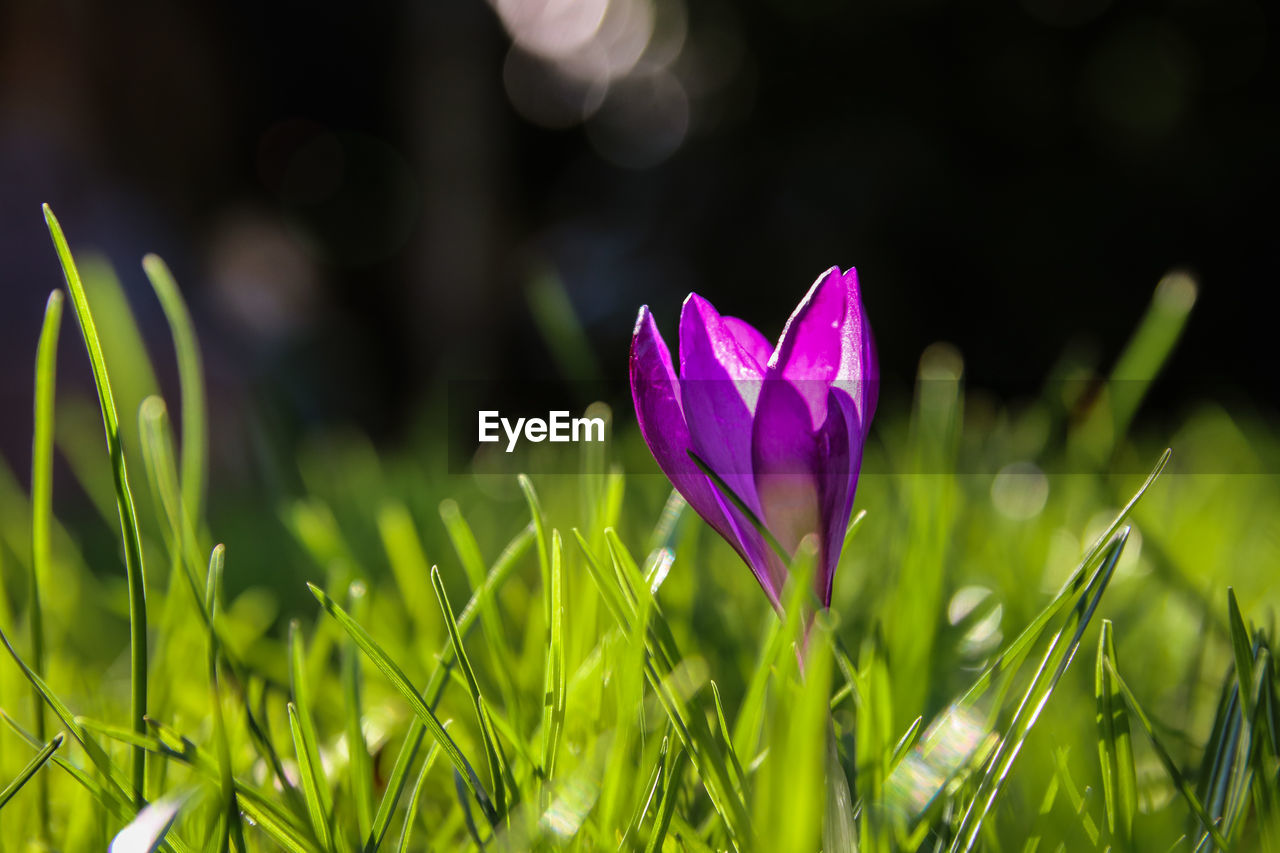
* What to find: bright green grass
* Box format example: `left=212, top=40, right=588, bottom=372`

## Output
left=0, top=211, right=1277, bottom=851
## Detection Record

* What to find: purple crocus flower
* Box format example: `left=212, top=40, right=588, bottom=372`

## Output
left=630, top=266, right=877, bottom=612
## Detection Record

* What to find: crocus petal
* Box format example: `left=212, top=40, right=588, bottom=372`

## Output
left=815, top=388, right=863, bottom=607
left=768, top=267, right=876, bottom=431
left=678, top=293, right=763, bottom=514
left=633, top=304, right=783, bottom=609
left=751, top=377, right=821, bottom=561
left=721, top=316, right=773, bottom=374
left=630, top=306, right=737, bottom=547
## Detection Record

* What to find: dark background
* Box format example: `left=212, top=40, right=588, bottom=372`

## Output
left=1, top=0, right=1275, bottom=474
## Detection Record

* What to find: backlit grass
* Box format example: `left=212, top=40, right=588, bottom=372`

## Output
left=0, top=210, right=1276, bottom=851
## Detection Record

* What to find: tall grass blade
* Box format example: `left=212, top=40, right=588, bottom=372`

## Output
left=343, top=582, right=375, bottom=841
left=206, top=545, right=238, bottom=853
left=44, top=202, right=151, bottom=805
left=29, top=288, right=63, bottom=839
left=141, top=254, right=207, bottom=523
left=517, top=474, right=552, bottom=625
left=541, top=530, right=567, bottom=782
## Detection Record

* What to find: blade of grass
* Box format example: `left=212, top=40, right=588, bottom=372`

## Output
left=1227, top=589, right=1257, bottom=712
left=959, top=449, right=1171, bottom=711
left=619, top=735, right=669, bottom=849
left=289, top=620, right=334, bottom=836
left=1095, top=619, right=1136, bottom=847
left=0, top=732, right=63, bottom=810
left=710, top=682, right=747, bottom=798
left=430, top=565, right=512, bottom=817
left=308, top=583, right=498, bottom=826
left=0, top=623, right=137, bottom=806
left=343, top=582, right=375, bottom=841
left=1050, top=748, right=1100, bottom=846
left=1104, top=656, right=1230, bottom=850
left=29, top=288, right=62, bottom=840
left=643, top=743, right=689, bottom=853
left=141, top=254, right=207, bottom=524
left=101, top=714, right=321, bottom=853
left=1, top=710, right=132, bottom=824
left=44, top=202, right=151, bottom=805
left=206, top=545, right=241, bottom=853
left=950, top=529, right=1130, bottom=853
left=571, top=529, right=752, bottom=848
left=375, top=502, right=435, bottom=638
left=396, top=736, right=444, bottom=853
left=541, top=530, right=567, bottom=783
left=288, top=702, right=335, bottom=852
left=517, top=474, right=551, bottom=626
left=439, top=499, right=521, bottom=733
left=362, top=525, right=533, bottom=850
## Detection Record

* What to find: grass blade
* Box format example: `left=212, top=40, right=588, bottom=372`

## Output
left=0, top=623, right=137, bottom=806
left=29, top=288, right=63, bottom=839
left=362, top=525, right=533, bottom=850
left=343, top=582, right=375, bottom=841
left=1105, top=656, right=1230, bottom=850
left=1095, top=619, right=1136, bottom=847
left=308, top=583, right=498, bottom=825
left=643, top=743, right=689, bottom=853
left=396, top=736, right=443, bottom=853
left=950, top=529, right=1130, bottom=853
left=517, top=474, right=551, bottom=626
left=206, top=545, right=241, bottom=853
left=959, top=449, right=1171, bottom=710
left=141, top=253, right=207, bottom=523
left=288, top=702, right=334, bottom=852
left=44, top=202, right=151, bottom=805
left=289, top=620, right=334, bottom=837
left=430, top=565, right=512, bottom=817
left=439, top=499, right=521, bottom=734
left=0, top=732, right=64, bottom=810
left=541, top=530, right=567, bottom=783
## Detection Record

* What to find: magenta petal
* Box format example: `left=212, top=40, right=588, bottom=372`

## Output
left=815, top=388, right=863, bottom=607
left=633, top=304, right=782, bottom=609
left=768, top=267, right=877, bottom=430
left=751, top=377, right=821, bottom=561
left=721, top=316, right=773, bottom=374
left=678, top=293, right=763, bottom=514
left=630, top=307, right=737, bottom=546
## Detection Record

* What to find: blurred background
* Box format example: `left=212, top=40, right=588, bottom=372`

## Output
left=1, top=0, right=1276, bottom=480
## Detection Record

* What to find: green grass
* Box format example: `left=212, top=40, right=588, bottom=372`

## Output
left=0, top=209, right=1278, bottom=850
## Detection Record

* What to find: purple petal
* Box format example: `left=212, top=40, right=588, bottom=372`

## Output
left=631, top=306, right=783, bottom=606
left=768, top=267, right=877, bottom=432
left=630, top=307, right=736, bottom=545
left=815, top=388, right=864, bottom=607
left=721, top=316, right=773, bottom=374
left=751, top=377, right=821, bottom=561
left=678, top=293, right=763, bottom=513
